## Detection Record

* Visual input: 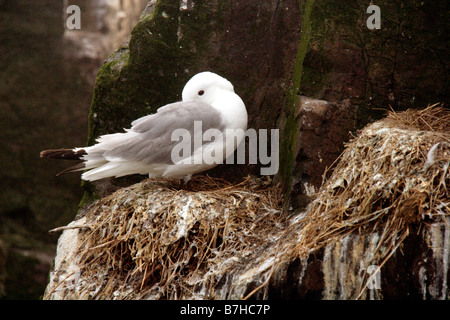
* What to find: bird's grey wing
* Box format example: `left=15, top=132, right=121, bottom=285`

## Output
left=102, top=101, right=226, bottom=165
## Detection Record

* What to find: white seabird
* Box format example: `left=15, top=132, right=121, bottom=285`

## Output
left=40, top=72, right=248, bottom=182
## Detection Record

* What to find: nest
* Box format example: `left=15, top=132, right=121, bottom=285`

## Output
left=282, top=105, right=449, bottom=281
left=53, top=176, right=285, bottom=299
left=45, top=105, right=449, bottom=300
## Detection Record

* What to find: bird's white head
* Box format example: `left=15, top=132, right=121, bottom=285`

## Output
left=182, top=72, right=235, bottom=104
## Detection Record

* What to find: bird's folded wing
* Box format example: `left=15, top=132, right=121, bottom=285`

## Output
left=97, top=101, right=226, bottom=165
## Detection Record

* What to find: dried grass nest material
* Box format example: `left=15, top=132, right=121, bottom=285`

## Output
left=63, top=176, right=285, bottom=299
left=284, top=105, right=449, bottom=264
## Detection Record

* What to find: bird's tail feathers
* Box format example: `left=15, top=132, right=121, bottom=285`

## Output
left=40, top=148, right=87, bottom=160
left=56, top=163, right=86, bottom=176
left=40, top=148, right=89, bottom=176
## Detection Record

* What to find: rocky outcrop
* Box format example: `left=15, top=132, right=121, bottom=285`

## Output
left=289, top=96, right=357, bottom=209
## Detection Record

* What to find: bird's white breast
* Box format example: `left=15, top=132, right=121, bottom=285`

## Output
left=212, top=89, right=247, bottom=131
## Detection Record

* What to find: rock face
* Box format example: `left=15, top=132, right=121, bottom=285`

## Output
left=290, top=96, right=357, bottom=209
left=302, top=0, right=449, bottom=111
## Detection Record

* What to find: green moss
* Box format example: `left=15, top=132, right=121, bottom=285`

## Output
left=87, top=0, right=219, bottom=137
left=279, top=0, right=315, bottom=203
left=77, top=181, right=99, bottom=211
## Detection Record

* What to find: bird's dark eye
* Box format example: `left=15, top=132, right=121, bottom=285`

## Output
left=198, top=90, right=205, bottom=96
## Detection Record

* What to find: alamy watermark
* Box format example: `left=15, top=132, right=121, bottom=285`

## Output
left=366, top=5, right=381, bottom=30
left=66, top=5, right=81, bottom=30
left=66, top=4, right=381, bottom=31
left=171, top=122, right=279, bottom=175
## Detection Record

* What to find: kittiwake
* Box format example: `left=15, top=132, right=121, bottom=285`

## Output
left=40, top=71, right=248, bottom=182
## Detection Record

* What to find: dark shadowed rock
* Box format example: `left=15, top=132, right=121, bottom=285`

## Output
left=0, top=0, right=147, bottom=299
left=290, top=96, right=357, bottom=209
